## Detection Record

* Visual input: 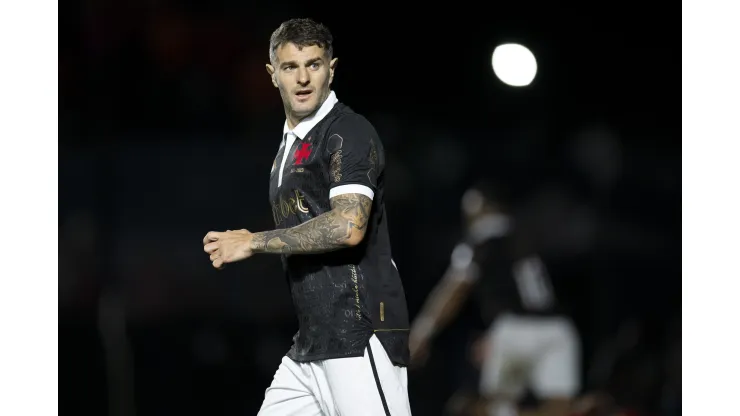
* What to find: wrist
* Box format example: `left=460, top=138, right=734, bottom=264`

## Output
left=249, top=232, right=266, bottom=254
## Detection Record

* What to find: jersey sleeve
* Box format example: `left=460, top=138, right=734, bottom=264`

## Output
left=325, top=115, right=382, bottom=200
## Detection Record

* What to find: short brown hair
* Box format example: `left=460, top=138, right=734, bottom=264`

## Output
left=269, top=18, right=334, bottom=64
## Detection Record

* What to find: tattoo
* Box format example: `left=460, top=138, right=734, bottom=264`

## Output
left=251, top=193, right=372, bottom=255
left=331, top=192, right=371, bottom=233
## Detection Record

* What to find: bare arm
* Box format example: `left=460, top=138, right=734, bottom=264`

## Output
left=250, top=193, right=372, bottom=255
left=411, top=265, right=477, bottom=342
left=203, top=118, right=379, bottom=269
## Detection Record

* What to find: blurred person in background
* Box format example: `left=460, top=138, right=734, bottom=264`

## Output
left=409, top=181, right=581, bottom=416
left=201, top=18, right=411, bottom=416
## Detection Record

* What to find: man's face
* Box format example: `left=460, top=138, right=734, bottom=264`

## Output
left=266, top=43, right=337, bottom=122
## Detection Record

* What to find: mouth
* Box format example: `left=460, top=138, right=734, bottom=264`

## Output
left=295, top=90, right=313, bottom=101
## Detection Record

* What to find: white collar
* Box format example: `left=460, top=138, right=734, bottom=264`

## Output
left=282, top=90, right=338, bottom=140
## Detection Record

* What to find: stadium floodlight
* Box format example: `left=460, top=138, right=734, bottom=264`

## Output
left=491, top=43, right=538, bottom=87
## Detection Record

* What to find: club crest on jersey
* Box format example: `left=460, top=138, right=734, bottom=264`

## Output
left=293, top=142, right=313, bottom=165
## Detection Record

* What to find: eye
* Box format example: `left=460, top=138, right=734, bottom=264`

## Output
left=283, top=65, right=296, bottom=72
left=310, top=62, right=321, bottom=70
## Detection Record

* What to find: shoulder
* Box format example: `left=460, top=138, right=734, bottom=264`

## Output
left=326, top=105, right=377, bottom=138
left=321, top=105, right=380, bottom=154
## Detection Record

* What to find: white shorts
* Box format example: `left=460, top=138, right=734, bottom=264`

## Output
left=258, top=334, right=412, bottom=416
left=479, top=313, right=581, bottom=400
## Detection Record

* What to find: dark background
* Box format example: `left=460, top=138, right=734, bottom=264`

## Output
left=59, top=2, right=679, bottom=415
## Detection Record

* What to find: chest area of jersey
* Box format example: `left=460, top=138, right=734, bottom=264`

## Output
left=269, top=135, right=330, bottom=216
left=273, top=133, right=324, bottom=177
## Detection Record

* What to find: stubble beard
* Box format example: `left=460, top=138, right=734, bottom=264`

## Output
left=280, top=82, right=330, bottom=126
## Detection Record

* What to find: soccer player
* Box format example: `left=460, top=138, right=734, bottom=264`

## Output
left=409, top=182, right=580, bottom=416
left=202, top=18, right=412, bottom=416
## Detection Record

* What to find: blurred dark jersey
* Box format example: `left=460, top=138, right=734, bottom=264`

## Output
left=452, top=215, right=562, bottom=324
left=268, top=96, right=409, bottom=366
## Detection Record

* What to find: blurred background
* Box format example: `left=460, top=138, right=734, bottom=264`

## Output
left=59, top=1, right=679, bottom=415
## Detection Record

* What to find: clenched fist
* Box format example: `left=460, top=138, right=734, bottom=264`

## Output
left=202, top=229, right=255, bottom=269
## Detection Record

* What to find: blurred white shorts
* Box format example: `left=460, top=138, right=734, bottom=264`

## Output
left=479, top=313, right=581, bottom=400
left=258, top=334, right=412, bottom=416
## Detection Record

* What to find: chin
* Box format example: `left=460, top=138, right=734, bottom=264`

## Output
left=292, top=101, right=318, bottom=116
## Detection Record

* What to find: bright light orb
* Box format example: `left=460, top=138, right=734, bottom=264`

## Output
left=491, top=43, right=538, bottom=87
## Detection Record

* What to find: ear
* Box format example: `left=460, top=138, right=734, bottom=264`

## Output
left=329, top=57, right=338, bottom=85
left=265, top=64, right=278, bottom=88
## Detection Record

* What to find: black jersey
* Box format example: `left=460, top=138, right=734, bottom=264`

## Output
left=452, top=214, right=561, bottom=324
left=268, top=92, right=409, bottom=366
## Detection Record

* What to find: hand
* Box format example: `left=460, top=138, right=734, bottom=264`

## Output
left=202, top=229, right=254, bottom=269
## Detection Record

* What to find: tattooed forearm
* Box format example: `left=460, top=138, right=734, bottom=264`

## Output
left=250, top=193, right=373, bottom=255
left=250, top=213, right=346, bottom=255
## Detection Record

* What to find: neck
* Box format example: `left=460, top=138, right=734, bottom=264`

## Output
left=285, top=107, right=313, bottom=131
left=286, top=114, right=301, bottom=130
left=284, top=90, right=330, bottom=130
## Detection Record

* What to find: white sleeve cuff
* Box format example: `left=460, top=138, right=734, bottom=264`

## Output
left=329, top=184, right=375, bottom=200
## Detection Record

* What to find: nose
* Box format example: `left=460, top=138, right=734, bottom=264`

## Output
left=297, top=67, right=309, bottom=86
